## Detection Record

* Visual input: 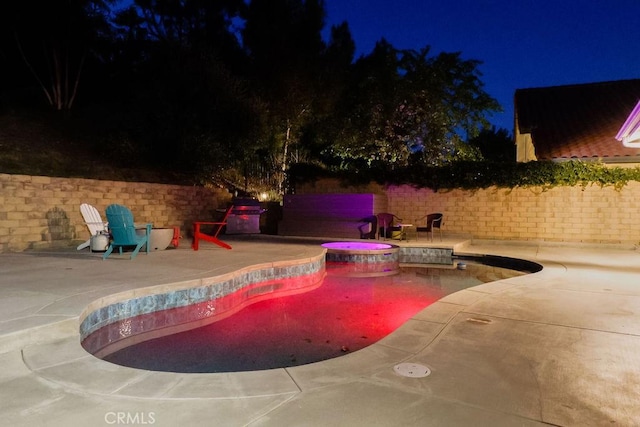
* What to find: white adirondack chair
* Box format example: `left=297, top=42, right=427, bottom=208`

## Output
left=77, top=203, right=109, bottom=251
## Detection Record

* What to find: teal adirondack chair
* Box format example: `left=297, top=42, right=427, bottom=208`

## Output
left=103, top=204, right=152, bottom=260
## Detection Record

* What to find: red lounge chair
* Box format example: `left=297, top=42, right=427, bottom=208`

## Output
left=192, top=205, right=233, bottom=250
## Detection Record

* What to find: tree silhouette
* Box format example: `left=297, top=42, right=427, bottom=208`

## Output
left=1, top=0, right=506, bottom=194
left=468, top=127, right=515, bottom=162
left=0, top=0, right=114, bottom=110
left=323, top=42, right=500, bottom=169
left=108, top=0, right=257, bottom=177
left=242, top=0, right=335, bottom=194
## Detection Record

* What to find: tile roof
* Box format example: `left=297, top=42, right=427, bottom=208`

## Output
left=515, top=79, right=640, bottom=161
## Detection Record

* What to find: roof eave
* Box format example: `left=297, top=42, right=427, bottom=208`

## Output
left=622, top=134, right=640, bottom=148
left=616, top=100, right=640, bottom=142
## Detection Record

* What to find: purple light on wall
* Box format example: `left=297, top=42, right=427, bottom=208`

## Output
left=321, top=242, right=392, bottom=250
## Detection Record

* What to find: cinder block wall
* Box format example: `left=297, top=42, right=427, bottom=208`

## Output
left=0, top=174, right=231, bottom=252
left=388, top=183, right=640, bottom=245
left=300, top=178, right=640, bottom=245
left=296, top=178, right=387, bottom=195
left=4, top=173, right=640, bottom=250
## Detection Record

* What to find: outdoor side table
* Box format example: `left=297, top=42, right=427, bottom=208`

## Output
left=397, top=223, right=417, bottom=241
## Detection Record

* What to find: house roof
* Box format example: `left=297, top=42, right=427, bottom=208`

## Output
left=515, top=79, right=640, bottom=161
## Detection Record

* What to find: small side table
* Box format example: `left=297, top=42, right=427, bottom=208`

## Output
left=397, top=223, right=417, bottom=241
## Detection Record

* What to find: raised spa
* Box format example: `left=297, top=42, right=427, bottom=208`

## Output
left=321, top=241, right=400, bottom=276
left=321, top=242, right=394, bottom=251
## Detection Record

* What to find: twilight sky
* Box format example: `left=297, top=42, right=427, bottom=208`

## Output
left=323, top=0, right=640, bottom=133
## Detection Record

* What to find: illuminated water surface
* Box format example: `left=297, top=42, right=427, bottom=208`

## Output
left=105, top=264, right=524, bottom=373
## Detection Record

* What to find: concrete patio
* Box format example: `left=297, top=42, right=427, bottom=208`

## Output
left=1, top=235, right=640, bottom=426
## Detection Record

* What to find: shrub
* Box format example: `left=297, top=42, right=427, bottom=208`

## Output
left=289, top=160, right=640, bottom=191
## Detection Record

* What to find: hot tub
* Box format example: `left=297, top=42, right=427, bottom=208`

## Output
left=321, top=241, right=400, bottom=276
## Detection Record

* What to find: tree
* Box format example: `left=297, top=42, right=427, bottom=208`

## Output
left=241, top=0, right=331, bottom=194
left=321, top=39, right=402, bottom=169
left=290, top=21, right=356, bottom=174
left=0, top=0, right=115, bottom=111
left=397, top=48, right=500, bottom=165
left=468, top=127, right=515, bottom=162
left=324, top=43, right=501, bottom=169
left=118, top=0, right=245, bottom=55
left=107, top=0, right=259, bottom=178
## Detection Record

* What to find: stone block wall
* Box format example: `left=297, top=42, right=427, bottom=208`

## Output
left=0, top=174, right=231, bottom=252
left=296, top=178, right=386, bottom=195
left=387, top=183, right=640, bottom=245
left=4, top=172, right=640, bottom=251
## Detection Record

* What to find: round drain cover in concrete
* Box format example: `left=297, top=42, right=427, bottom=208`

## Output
left=393, top=363, right=431, bottom=378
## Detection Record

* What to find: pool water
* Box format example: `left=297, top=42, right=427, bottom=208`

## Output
left=104, top=263, right=525, bottom=373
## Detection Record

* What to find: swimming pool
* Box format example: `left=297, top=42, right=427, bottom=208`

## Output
left=103, top=262, right=528, bottom=373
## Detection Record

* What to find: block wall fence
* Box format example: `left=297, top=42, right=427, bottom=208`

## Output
left=0, top=174, right=231, bottom=253
left=3, top=173, right=640, bottom=252
left=298, top=179, right=640, bottom=246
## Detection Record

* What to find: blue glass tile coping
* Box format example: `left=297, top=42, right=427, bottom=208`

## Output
left=399, top=247, right=453, bottom=265
left=79, top=254, right=326, bottom=341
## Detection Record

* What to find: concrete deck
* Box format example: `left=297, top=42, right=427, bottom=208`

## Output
left=2, top=235, right=640, bottom=426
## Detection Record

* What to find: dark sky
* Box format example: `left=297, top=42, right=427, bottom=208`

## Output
left=323, top=0, right=640, bottom=132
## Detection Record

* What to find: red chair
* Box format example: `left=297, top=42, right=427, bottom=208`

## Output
left=192, top=205, right=233, bottom=250
left=171, top=226, right=181, bottom=248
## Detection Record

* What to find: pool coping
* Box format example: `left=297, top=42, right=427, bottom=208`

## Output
left=79, top=253, right=327, bottom=357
